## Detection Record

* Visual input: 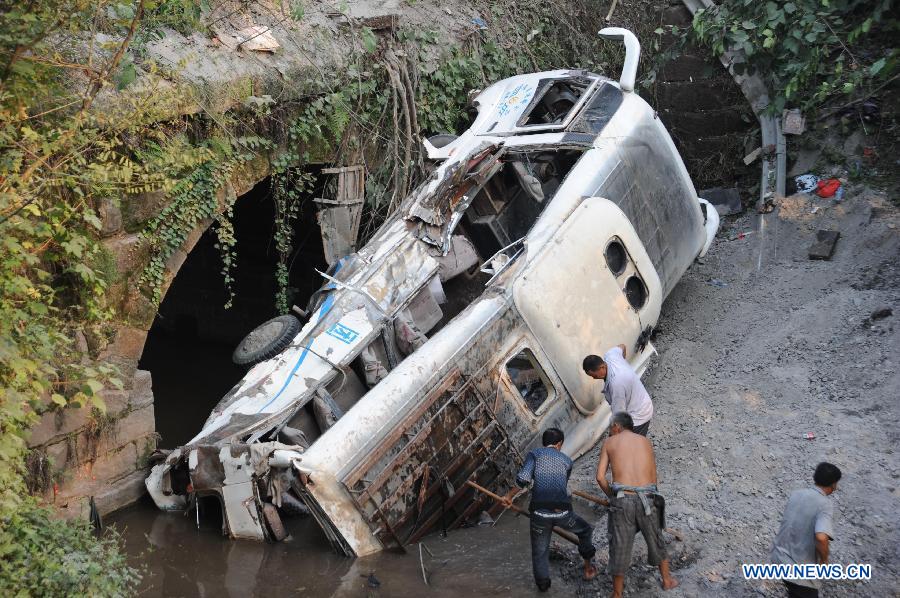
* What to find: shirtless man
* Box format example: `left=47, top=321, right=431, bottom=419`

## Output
left=596, top=412, right=678, bottom=597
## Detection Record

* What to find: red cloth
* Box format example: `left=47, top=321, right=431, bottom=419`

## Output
left=815, top=178, right=841, bottom=198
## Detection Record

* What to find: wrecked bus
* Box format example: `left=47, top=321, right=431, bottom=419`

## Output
left=145, top=28, right=719, bottom=556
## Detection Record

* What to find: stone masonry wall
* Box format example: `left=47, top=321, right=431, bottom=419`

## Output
left=653, top=3, right=756, bottom=190
left=26, top=154, right=273, bottom=519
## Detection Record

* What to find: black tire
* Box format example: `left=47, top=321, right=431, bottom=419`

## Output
left=427, top=134, right=458, bottom=148
left=232, top=314, right=302, bottom=366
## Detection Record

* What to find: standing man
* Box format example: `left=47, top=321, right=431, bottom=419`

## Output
left=583, top=344, right=654, bottom=436
left=596, top=412, right=678, bottom=596
left=501, top=427, right=597, bottom=592
left=770, top=462, right=842, bottom=598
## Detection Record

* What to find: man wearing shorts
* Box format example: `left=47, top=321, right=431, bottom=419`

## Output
left=596, top=412, right=678, bottom=597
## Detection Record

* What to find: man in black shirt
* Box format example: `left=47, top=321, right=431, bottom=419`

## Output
left=502, top=427, right=597, bottom=591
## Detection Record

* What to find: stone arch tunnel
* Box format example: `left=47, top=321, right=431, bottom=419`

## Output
left=140, top=175, right=328, bottom=449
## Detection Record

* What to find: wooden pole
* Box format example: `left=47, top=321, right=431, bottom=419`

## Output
left=465, top=481, right=580, bottom=545
left=572, top=489, right=610, bottom=507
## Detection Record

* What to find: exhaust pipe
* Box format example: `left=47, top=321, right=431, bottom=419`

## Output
left=598, top=27, right=640, bottom=92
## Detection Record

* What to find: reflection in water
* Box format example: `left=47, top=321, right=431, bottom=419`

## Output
left=108, top=496, right=587, bottom=597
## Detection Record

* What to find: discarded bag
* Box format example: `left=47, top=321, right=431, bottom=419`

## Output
left=815, top=178, right=841, bottom=198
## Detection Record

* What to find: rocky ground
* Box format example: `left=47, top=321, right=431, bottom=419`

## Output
left=554, top=185, right=900, bottom=597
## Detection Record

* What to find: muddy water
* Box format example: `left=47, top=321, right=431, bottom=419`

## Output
left=108, top=497, right=594, bottom=597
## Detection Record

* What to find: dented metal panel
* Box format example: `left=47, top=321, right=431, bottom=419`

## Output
left=514, top=197, right=662, bottom=414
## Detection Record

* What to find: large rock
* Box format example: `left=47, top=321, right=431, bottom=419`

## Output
left=121, top=190, right=168, bottom=233
left=97, top=197, right=123, bottom=237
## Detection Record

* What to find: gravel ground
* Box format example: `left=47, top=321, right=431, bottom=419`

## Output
left=557, top=187, right=900, bottom=597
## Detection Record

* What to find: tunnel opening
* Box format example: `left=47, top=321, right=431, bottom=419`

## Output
left=140, top=173, right=328, bottom=448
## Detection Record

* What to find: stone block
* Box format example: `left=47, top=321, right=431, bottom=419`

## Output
left=57, top=442, right=138, bottom=500
left=134, top=433, right=159, bottom=469
left=94, top=469, right=149, bottom=515
left=110, top=404, right=156, bottom=450
left=231, top=154, right=271, bottom=197
left=130, top=370, right=155, bottom=409
left=122, top=190, right=167, bottom=233
left=98, top=197, right=123, bottom=238
left=164, top=248, right=189, bottom=276
left=104, top=325, right=149, bottom=363
left=53, top=495, right=91, bottom=521
left=59, top=403, right=156, bottom=465
left=44, top=438, right=72, bottom=470
left=809, top=230, right=840, bottom=260
left=27, top=406, right=92, bottom=448
left=102, top=233, right=145, bottom=277
left=121, top=285, right=158, bottom=330
left=99, top=389, right=130, bottom=416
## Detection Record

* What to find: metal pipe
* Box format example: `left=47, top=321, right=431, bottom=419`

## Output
left=598, top=27, right=640, bottom=92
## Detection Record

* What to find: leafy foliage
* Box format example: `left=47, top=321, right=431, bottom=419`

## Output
left=0, top=501, right=140, bottom=596
left=690, top=0, right=898, bottom=113
left=137, top=137, right=270, bottom=306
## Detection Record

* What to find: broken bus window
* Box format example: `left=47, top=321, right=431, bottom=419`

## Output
left=505, top=348, right=554, bottom=414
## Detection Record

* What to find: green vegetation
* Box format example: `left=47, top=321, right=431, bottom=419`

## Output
left=1, top=505, right=140, bottom=596
left=689, top=0, right=897, bottom=114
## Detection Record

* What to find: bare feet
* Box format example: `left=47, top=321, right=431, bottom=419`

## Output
left=658, top=560, right=679, bottom=590
left=661, top=576, right=679, bottom=590
left=583, top=561, right=598, bottom=581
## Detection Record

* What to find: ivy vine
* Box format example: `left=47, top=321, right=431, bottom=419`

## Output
left=138, top=136, right=269, bottom=306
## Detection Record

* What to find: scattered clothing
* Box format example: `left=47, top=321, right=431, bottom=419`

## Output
left=795, top=174, right=819, bottom=194
left=607, top=492, right=667, bottom=575
left=515, top=447, right=574, bottom=513
left=602, top=346, right=653, bottom=427
left=770, top=487, right=835, bottom=590
left=530, top=511, right=595, bottom=589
